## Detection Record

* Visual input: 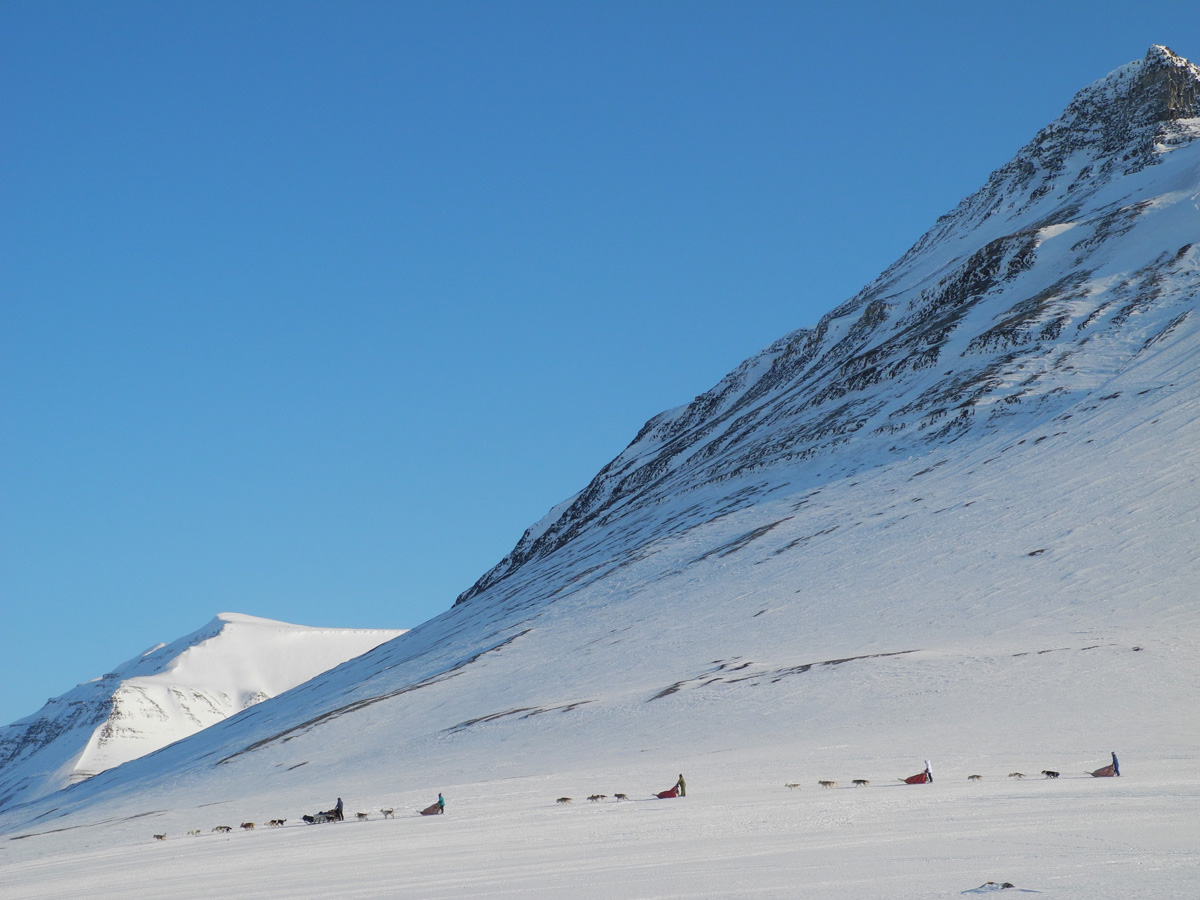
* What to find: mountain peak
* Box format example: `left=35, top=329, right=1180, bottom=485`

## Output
left=1059, top=43, right=1200, bottom=137
left=213, top=611, right=285, bottom=625
left=910, top=46, right=1199, bottom=251
left=0, top=615, right=404, bottom=811
left=1136, top=44, right=1200, bottom=119
left=1144, top=43, right=1195, bottom=72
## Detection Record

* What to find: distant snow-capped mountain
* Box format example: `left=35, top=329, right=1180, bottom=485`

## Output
left=0, top=47, right=1195, bottom=863
left=0, top=613, right=403, bottom=810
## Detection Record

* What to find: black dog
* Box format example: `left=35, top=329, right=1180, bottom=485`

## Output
left=1041, top=770, right=1060, bottom=779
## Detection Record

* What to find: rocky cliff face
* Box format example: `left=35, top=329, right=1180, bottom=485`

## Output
left=457, top=46, right=1199, bottom=608
left=0, top=613, right=402, bottom=810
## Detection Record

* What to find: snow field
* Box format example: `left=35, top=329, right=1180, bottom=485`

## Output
left=3, top=744, right=1196, bottom=899
left=4, top=593, right=1197, bottom=900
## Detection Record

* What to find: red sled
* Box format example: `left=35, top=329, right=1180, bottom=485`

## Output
left=902, top=772, right=929, bottom=784
left=1089, top=765, right=1116, bottom=777
left=420, top=803, right=443, bottom=815
left=656, top=787, right=679, bottom=799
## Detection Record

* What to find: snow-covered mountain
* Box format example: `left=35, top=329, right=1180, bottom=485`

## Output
left=0, top=47, right=1196, bottom=900
left=0, top=613, right=403, bottom=810
left=455, top=44, right=1198, bottom=609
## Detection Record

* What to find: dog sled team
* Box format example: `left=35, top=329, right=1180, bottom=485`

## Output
left=796, top=752, right=1121, bottom=791
left=555, top=774, right=684, bottom=806
left=153, top=791, right=444, bottom=841
left=293, top=793, right=443, bottom=824
left=151, top=753, right=1122, bottom=840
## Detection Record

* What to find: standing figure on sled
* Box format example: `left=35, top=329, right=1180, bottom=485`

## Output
left=656, top=774, right=686, bottom=798
left=901, top=761, right=933, bottom=784
left=302, top=797, right=345, bottom=824
left=1089, top=752, right=1121, bottom=777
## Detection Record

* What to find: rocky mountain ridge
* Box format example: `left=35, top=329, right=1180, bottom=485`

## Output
left=456, top=45, right=1199, bottom=608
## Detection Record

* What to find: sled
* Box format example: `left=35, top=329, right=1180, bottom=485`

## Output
left=901, top=772, right=929, bottom=784
left=1088, top=764, right=1116, bottom=777
left=302, top=812, right=337, bottom=824
left=419, top=802, right=443, bottom=815
left=656, top=787, right=679, bottom=799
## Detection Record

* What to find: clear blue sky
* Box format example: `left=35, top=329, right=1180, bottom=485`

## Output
left=2, top=2, right=1195, bottom=726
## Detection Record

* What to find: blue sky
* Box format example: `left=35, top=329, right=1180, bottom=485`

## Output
left=2, top=1, right=1196, bottom=726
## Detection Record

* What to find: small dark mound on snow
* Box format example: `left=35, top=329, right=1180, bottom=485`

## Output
left=961, top=883, right=1041, bottom=894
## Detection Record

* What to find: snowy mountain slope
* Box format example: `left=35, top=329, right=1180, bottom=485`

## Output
left=0, top=613, right=403, bottom=811
left=0, top=46, right=1197, bottom=899
left=1, top=340, right=1195, bottom=898
left=455, top=45, right=1198, bottom=609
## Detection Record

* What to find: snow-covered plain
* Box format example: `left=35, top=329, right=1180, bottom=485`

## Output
left=1, top=48, right=1197, bottom=899
left=3, top=752, right=1195, bottom=899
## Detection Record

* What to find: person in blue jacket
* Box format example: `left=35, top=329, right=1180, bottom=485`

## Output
left=437, top=793, right=445, bottom=813
left=1111, top=752, right=1120, bottom=776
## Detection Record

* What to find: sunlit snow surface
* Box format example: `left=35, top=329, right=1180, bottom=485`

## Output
left=1, top=49, right=1197, bottom=899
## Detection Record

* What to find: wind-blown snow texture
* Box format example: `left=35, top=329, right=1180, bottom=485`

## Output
left=1, top=46, right=1196, bottom=900
left=0, top=613, right=402, bottom=810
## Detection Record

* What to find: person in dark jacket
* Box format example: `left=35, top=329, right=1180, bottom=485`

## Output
left=1111, top=752, right=1120, bottom=776
left=335, top=797, right=344, bottom=821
